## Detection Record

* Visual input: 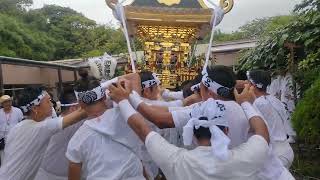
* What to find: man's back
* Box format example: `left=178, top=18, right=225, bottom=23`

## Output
left=223, top=101, right=249, bottom=148
left=0, top=118, right=62, bottom=180
left=146, top=132, right=268, bottom=180
left=66, top=123, right=144, bottom=180
left=35, top=120, right=84, bottom=180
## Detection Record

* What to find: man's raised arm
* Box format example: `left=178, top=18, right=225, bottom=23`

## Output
left=108, top=81, right=152, bottom=141
left=234, top=85, right=270, bottom=144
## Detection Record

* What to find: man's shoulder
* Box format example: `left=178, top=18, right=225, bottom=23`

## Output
left=70, top=123, right=97, bottom=143
left=231, top=135, right=268, bottom=158
left=12, top=106, right=22, bottom=113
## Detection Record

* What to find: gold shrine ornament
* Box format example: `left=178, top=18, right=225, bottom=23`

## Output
left=157, top=0, right=181, bottom=6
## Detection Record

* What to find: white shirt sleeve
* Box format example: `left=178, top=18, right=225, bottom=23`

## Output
left=143, top=99, right=183, bottom=107
left=38, top=117, right=63, bottom=134
left=15, top=108, right=24, bottom=122
left=233, top=135, right=269, bottom=169
left=171, top=108, right=192, bottom=128
left=145, top=131, right=184, bottom=171
left=162, top=90, right=184, bottom=100
left=66, top=131, right=84, bottom=163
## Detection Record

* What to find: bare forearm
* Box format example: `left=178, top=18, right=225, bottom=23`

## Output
left=127, top=114, right=152, bottom=142
left=137, top=103, right=174, bottom=128
left=249, top=116, right=270, bottom=143
left=121, top=73, right=141, bottom=94
left=118, top=100, right=152, bottom=142
left=241, top=102, right=270, bottom=144
left=182, top=93, right=202, bottom=106
left=69, top=162, right=82, bottom=180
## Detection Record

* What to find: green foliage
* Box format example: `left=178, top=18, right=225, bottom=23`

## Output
left=201, top=15, right=293, bottom=44
left=237, top=0, right=320, bottom=87
left=292, top=77, right=320, bottom=143
left=114, top=67, right=125, bottom=77
left=0, top=13, right=57, bottom=60
left=239, top=16, right=294, bottom=39
left=0, top=2, right=130, bottom=61
left=211, top=30, right=246, bottom=43
left=0, top=0, right=33, bottom=14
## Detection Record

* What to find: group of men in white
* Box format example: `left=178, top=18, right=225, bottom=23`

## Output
left=0, top=65, right=296, bottom=180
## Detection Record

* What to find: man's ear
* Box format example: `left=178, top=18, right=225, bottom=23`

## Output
left=70, top=105, right=80, bottom=112
left=143, top=88, right=152, bottom=98
left=31, top=106, right=38, bottom=114
left=122, top=73, right=142, bottom=95
left=207, top=89, right=215, bottom=98
left=79, top=102, right=86, bottom=109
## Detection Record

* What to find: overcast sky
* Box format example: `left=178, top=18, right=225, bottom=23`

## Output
left=32, top=0, right=302, bottom=32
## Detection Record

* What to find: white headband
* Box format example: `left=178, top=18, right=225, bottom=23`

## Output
left=201, top=73, right=229, bottom=94
left=246, top=71, right=264, bottom=89
left=182, top=98, right=230, bottom=161
left=142, top=73, right=161, bottom=89
left=60, top=103, right=78, bottom=107
left=20, top=91, right=47, bottom=113
left=74, top=86, right=105, bottom=104
left=191, top=83, right=200, bottom=92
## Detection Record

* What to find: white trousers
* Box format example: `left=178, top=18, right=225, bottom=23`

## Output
left=278, top=168, right=295, bottom=180
left=273, top=141, right=294, bottom=169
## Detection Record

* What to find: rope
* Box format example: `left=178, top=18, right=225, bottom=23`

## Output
left=117, top=1, right=136, bottom=73
left=202, top=1, right=224, bottom=74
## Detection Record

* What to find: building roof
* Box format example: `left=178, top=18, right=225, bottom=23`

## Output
left=50, top=54, right=131, bottom=67
left=50, top=59, right=88, bottom=68
left=0, top=56, right=80, bottom=70
left=211, top=40, right=257, bottom=53
left=131, top=0, right=208, bottom=9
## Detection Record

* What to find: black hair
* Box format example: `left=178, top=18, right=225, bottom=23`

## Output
left=182, top=81, right=193, bottom=98
left=16, top=86, right=43, bottom=115
left=248, top=70, right=271, bottom=91
left=182, top=74, right=203, bottom=98
left=74, top=76, right=101, bottom=105
left=60, top=86, right=77, bottom=112
left=180, top=80, right=192, bottom=90
left=139, top=71, right=157, bottom=94
left=236, top=70, right=247, bottom=80
left=206, top=65, right=236, bottom=100
left=78, top=68, right=89, bottom=80
left=193, top=117, right=227, bottom=141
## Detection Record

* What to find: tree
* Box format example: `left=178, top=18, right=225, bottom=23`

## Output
left=201, top=15, right=293, bottom=44
left=0, top=0, right=33, bottom=14
left=239, top=16, right=293, bottom=39
left=237, top=0, right=320, bottom=84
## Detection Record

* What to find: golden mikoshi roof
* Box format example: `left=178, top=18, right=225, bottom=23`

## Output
left=124, top=1, right=213, bottom=40
left=131, top=0, right=208, bottom=9
left=106, top=0, right=233, bottom=41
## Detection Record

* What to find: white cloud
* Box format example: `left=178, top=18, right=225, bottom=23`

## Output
left=218, top=0, right=302, bottom=32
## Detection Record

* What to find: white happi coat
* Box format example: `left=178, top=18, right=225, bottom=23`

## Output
left=162, top=90, right=184, bottom=101
left=0, top=107, right=23, bottom=140
left=267, top=74, right=296, bottom=137
left=170, top=100, right=249, bottom=148
left=141, top=98, right=185, bottom=178
left=0, top=118, right=63, bottom=180
left=145, top=131, right=269, bottom=180
left=66, top=108, right=145, bottom=180
left=34, top=119, right=84, bottom=180
left=254, top=95, right=294, bottom=168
